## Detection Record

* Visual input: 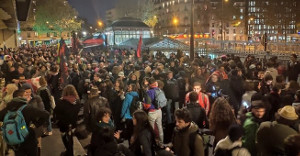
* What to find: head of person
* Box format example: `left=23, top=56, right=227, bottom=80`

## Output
left=167, top=71, right=173, bottom=80
left=175, top=108, right=192, bottom=130
left=263, top=74, right=273, bottom=85
left=189, top=91, right=198, bottom=103
left=148, top=77, right=158, bottom=88
left=13, top=89, right=26, bottom=99
left=291, top=54, right=297, bottom=62
left=251, top=93, right=266, bottom=119
left=193, top=82, right=202, bottom=94
left=97, top=107, right=112, bottom=124
left=209, top=97, right=235, bottom=130
left=132, top=110, right=153, bottom=138
left=228, top=124, right=244, bottom=142
left=295, top=90, right=300, bottom=101
left=5, top=84, right=18, bottom=96
left=18, top=75, right=26, bottom=84
left=127, top=83, right=137, bottom=92
left=93, top=73, right=101, bottom=82
left=17, top=65, right=25, bottom=74
left=39, top=76, right=47, bottom=87
left=284, top=134, right=300, bottom=156
left=276, top=105, right=299, bottom=126
left=62, top=85, right=79, bottom=100
left=21, top=83, right=33, bottom=101
left=211, top=74, right=219, bottom=83
left=88, top=87, right=100, bottom=99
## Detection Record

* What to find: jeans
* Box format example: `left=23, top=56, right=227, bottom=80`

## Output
left=148, top=109, right=164, bottom=143
left=47, top=117, right=52, bottom=132
left=166, top=99, right=179, bottom=124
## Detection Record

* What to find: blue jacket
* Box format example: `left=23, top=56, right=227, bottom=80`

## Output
left=121, top=91, right=139, bottom=119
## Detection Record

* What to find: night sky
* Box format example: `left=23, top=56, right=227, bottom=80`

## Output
left=68, top=0, right=117, bottom=24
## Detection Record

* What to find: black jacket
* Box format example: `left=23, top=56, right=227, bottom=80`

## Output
left=186, top=102, right=208, bottom=128
left=54, top=99, right=82, bottom=132
left=129, top=129, right=155, bottom=156
left=83, top=96, right=109, bottom=132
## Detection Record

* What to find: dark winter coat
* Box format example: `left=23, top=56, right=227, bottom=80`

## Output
left=129, top=128, right=155, bottom=156
left=54, top=99, right=82, bottom=132
left=186, top=102, right=208, bottom=128
left=84, top=96, right=109, bottom=132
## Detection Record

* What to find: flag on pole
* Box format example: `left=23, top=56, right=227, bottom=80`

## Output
left=58, top=38, right=68, bottom=89
left=137, top=35, right=142, bottom=58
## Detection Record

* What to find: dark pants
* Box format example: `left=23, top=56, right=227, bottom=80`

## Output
left=61, top=131, right=74, bottom=156
left=121, top=119, right=133, bottom=142
left=13, top=131, right=38, bottom=156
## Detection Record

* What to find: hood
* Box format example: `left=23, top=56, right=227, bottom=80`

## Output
left=11, top=97, right=28, bottom=104
left=128, top=91, right=139, bottom=97
left=175, top=122, right=199, bottom=134
left=215, top=136, right=242, bottom=151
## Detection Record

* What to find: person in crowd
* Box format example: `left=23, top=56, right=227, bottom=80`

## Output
left=110, top=78, right=125, bottom=130
left=292, top=90, right=300, bottom=107
left=284, top=134, right=300, bottom=156
left=281, top=80, right=300, bottom=101
left=256, top=105, right=298, bottom=156
left=0, top=89, right=49, bottom=156
left=143, top=78, right=164, bottom=145
left=205, top=74, right=222, bottom=104
left=242, top=93, right=267, bottom=156
left=0, top=83, right=18, bottom=110
left=36, top=76, right=53, bottom=135
left=129, top=110, right=156, bottom=156
left=54, top=85, right=82, bottom=156
left=215, top=124, right=251, bottom=156
left=171, top=108, right=204, bottom=156
left=89, top=107, right=121, bottom=156
left=185, top=82, right=210, bottom=115
left=209, top=97, right=236, bottom=147
left=84, top=86, right=109, bottom=132
left=266, top=85, right=282, bottom=121
left=287, top=54, right=300, bottom=81
left=185, top=91, right=208, bottom=128
left=121, top=83, right=139, bottom=142
left=265, top=61, right=278, bottom=85
left=259, top=73, right=273, bottom=95
left=164, top=71, right=179, bottom=124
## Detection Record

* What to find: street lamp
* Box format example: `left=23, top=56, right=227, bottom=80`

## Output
left=221, top=0, right=229, bottom=50
left=190, top=0, right=195, bottom=60
left=98, top=21, right=103, bottom=27
left=172, top=17, right=179, bottom=34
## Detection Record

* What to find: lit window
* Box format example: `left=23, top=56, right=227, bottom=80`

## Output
left=173, top=1, right=175, bottom=5
left=240, top=9, right=243, bottom=13
left=167, top=9, right=169, bottom=13
left=185, top=0, right=187, bottom=3
left=233, top=15, right=236, bottom=20
left=240, top=15, right=243, bottom=20
left=178, top=0, right=180, bottom=3
left=162, top=3, right=165, bottom=8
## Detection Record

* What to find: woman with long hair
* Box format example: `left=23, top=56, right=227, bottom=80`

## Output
left=121, top=83, right=139, bottom=142
left=111, top=78, right=125, bottom=130
left=37, top=76, right=53, bottom=135
left=54, top=85, right=82, bottom=156
left=130, top=110, right=156, bottom=156
left=209, top=97, right=236, bottom=147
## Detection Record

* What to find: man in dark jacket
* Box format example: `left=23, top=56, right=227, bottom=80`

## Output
left=0, top=89, right=49, bottom=156
left=84, top=87, right=109, bottom=132
left=171, top=108, right=204, bottom=156
left=185, top=91, right=208, bottom=128
left=287, top=54, right=300, bottom=81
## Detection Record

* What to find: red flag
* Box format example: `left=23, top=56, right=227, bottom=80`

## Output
left=137, top=35, right=142, bottom=58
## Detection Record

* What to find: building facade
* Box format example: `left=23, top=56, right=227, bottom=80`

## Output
left=104, top=17, right=151, bottom=45
left=245, top=0, right=298, bottom=42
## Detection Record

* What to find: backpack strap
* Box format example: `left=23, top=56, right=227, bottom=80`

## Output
left=18, top=105, right=27, bottom=112
left=189, top=130, right=198, bottom=156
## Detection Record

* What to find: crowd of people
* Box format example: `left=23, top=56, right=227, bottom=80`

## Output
left=0, top=45, right=300, bottom=156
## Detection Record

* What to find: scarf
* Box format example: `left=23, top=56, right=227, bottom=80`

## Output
left=63, top=95, right=77, bottom=104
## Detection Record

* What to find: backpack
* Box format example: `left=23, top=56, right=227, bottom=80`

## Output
left=214, top=146, right=242, bottom=156
left=164, top=79, right=179, bottom=100
left=129, top=95, right=143, bottom=115
left=189, top=128, right=214, bottom=156
left=2, top=105, right=29, bottom=145
left=154, top=89, right=167, bottom=109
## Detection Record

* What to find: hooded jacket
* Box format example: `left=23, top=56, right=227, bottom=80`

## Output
left=121, top=91, right=139, bottom=119
left=172, top=122, right=204, bottom=156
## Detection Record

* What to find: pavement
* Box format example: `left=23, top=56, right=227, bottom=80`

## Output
left=7, top=128, right=86, bottom=156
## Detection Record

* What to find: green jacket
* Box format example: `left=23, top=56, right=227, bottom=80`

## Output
left=172, top=122, right=204, bottom=156
left=242, top=112, right=259, bottom=156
